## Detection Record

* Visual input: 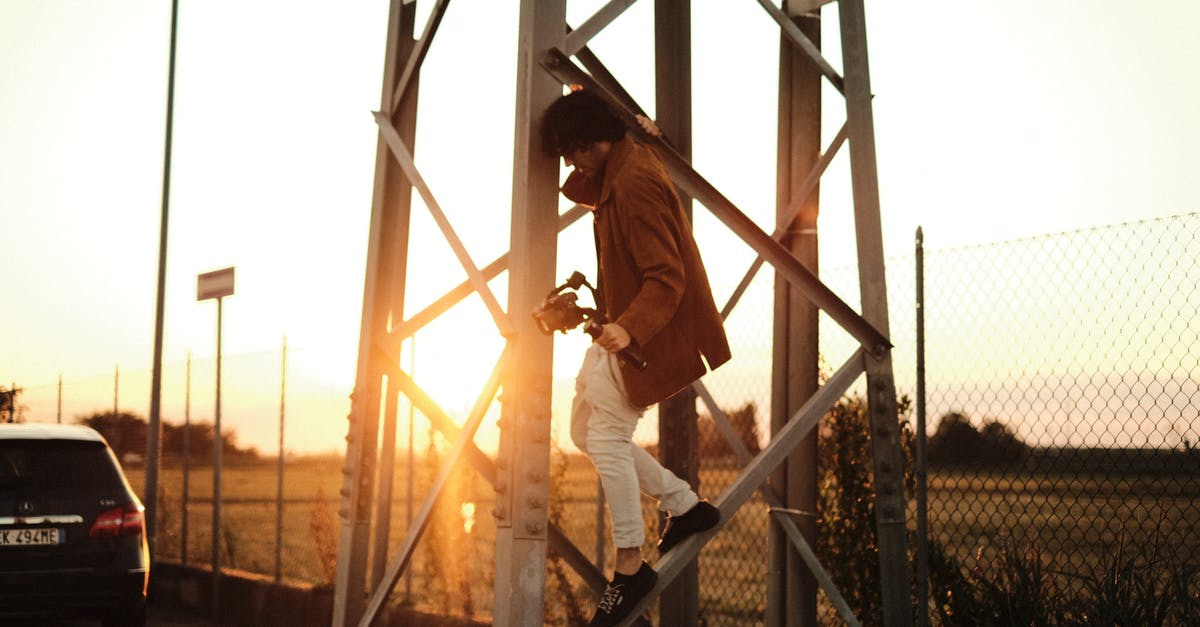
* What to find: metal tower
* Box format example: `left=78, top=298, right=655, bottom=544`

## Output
left=333, top=1, right=911, bottom=626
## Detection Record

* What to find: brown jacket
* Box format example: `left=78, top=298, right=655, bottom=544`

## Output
left=562, top=135, right=731, bottom=407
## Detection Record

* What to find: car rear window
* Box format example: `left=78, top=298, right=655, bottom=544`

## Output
left=0, top=440, right=125, bottom=491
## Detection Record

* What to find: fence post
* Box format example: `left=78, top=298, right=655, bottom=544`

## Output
left=915, top=227, right=929, bottom=626
left=182, top=352, right=191, bottom=565
left=276, top=336, right=287, bottom=583
left=112, top=365, right=120, bottom=453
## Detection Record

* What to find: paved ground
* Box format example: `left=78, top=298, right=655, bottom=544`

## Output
left=144, top=603, right=231, bottom=627
left=12, top=603, right=230, bottom=627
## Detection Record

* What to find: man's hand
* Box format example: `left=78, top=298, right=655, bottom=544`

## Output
left=634, top=114, right=663, bottom=138
left=595, top=323, right=632, bottom=353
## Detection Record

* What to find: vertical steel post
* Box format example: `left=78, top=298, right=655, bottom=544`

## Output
left=769, top=4, right=822, bottom=625
left=838, top=2, right=912, bottom=624
left=212, top=296, right=224, bottom=620
left=653, top=1, right=700, bottom=623
left=493, top=2, right=563, bottom=623
left=914, top=228, right=929, bottom=627
left=276, top=336, right=287, bottom=583
left=183, top=352, right=191, bottom=566
left=56, top=374, right=61, bottom=423
left=405, top=337, right=415, bottom=602
left=370, top=0, right=419, bottom=592
left=332, top=2, right=416, bottom=624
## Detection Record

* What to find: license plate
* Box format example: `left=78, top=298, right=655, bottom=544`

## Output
left=0, top=528, right=63, bottom=546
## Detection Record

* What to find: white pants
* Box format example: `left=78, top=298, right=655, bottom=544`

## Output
left=571, top=344, right=698, bottom=549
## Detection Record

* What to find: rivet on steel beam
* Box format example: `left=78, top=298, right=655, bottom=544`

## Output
left=496, top=457, right=509, bottom=470
left=495, top=481, right=508, bottom=494
left=527, top=471, right=545, bottom=483
left=526, top=520, right=545, bottom=535
left=527, top=496, right=544, bottom=509
left=492, top=506, right=508, bottom=520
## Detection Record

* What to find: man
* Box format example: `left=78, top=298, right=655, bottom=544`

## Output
left=540, top=89, right=732, bottom=626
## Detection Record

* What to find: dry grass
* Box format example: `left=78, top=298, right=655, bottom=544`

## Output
left=123, top=455, right=1198, bottom=624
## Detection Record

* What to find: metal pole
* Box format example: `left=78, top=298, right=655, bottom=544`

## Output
left=493, top=2, right=563, bottom=622
left=56, top=374, right=61, bottom=424
left=212, top=297, right=224, bottom=619
left=183, top=352, right=191, bottom=565
left=112, top=365, right=120, bottom=454
left=404, top=336, right=414, bottom=602
left=838, top=2, right=912, bottom=623
left=146, top=0, right=179, bottom=561
left=331, top=2, right=416, bottom=621
left=770, top=4, right=822, bottom=624
left=654, top=1, right=700, bottom=622
left=915, top=228, right=929, bottom=627
left=276, top=336, right=287, bottom=583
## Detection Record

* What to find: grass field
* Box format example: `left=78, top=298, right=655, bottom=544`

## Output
left=123, top=453, right=1200, bottom=625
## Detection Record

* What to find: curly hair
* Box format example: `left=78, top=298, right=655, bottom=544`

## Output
left=539, top=89, right=627, bottom=157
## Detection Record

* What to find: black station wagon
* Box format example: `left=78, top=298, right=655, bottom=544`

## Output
left=0, top=423, right=149, bottom=626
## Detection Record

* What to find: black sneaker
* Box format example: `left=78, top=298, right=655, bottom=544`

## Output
left=588, top=562, right=657, bottom=627
left=657, top=499, right=720, bottom=555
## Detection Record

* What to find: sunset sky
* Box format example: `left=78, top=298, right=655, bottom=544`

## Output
left=3, top=0, right=1198, bottom=453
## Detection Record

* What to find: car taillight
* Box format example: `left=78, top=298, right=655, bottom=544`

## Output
left=89, top=504, right=145, bottom=538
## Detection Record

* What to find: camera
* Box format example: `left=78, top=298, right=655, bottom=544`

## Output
left=532, top=271, right=646, bottom=370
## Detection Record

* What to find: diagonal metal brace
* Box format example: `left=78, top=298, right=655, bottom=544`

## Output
left=374, top=111, right=515, bottom=338
left=563, top=0, right=641, bottom=57
left=751, top=0, right=844, bottom=93
left=371, top=343, right=608, bottom=595
left=386, top=204, right=592, bottom=345
left=720, top=122, right=849, bottom=320
left=693, top=380, right=861, bottom=626
left=357, top=344, right=510, bottom=627
left=538, top=48, right=890, bottom=357
left=388, top=0, right=451, bottom=113
left=613, top=350, right=867, bottom=626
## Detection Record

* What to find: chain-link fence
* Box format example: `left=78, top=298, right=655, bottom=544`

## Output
left=912, top=214, right=1200, bottom=594
left=7, top=213, right=1198, bottom=623
left=816, top=212, right=1200, bottom=622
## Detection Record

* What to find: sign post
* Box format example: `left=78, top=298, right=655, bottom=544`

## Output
left=197, top=266, right=234, bottom=620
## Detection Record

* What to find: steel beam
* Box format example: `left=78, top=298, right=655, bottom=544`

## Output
left=493, top=2, right=565, bottom=624
left=386, top=204, right=590, bottom=345
left=693, top=381, right=859, bottom=627
left=388, top=0, right=451, bottom=113
left=838, top=1, right=912, bottom=625
left=770, top=10, right=823, bottom=625
left=539, top=48, right=890, bottom=356
left=564, top=0, right=640, bottom=57
left=612, top=351, right=867, bottom=626
left=332, top=2, right=415, bottom=624
left=653, top=1, right=699, bottom=623
left=373, top=113, right=515, bottom=337
left=369, top=0, right=421, bottom=591
left=357, top=347, right=509, bottom=627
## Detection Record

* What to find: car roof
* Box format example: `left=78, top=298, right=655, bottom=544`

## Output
left=0, top=423, right=106, bottom=442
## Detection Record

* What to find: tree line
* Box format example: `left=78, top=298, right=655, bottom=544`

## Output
left=78, top=411, right=261, bottom=462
